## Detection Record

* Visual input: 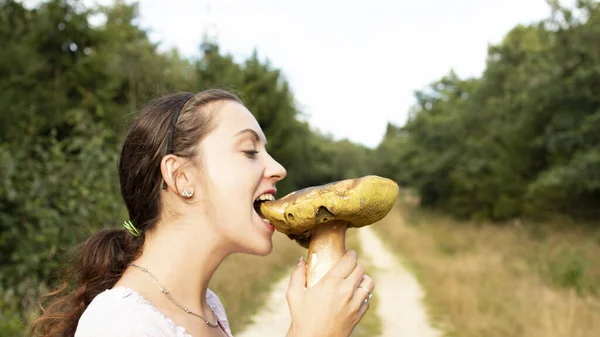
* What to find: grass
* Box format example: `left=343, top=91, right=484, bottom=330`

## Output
left=209, top=232, right=304, bottom=333
left=372, top=197, right=600, bottom=337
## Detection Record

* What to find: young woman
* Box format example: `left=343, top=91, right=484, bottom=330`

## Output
left=31, top=89, right=375, bottom=337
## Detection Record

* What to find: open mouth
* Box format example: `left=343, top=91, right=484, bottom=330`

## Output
left=254, top=193, right=275, bottom=220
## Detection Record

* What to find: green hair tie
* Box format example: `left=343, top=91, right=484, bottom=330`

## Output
left=122, top=220, right=142, bottom=237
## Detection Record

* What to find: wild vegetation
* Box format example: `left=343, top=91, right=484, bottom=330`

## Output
left=373, top=195, right=600, bottom=337
left=1, top=0, right=599, bottom=336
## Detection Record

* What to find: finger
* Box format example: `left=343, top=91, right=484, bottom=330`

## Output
left=345, top=263, right=365, bottom=289
left=353, top=275, right=375, bottom=306
left=361, top=274, right=375, bottom=293
left=287, top=256, right=307, bottom=300
left=356, top=298, right=370, bottom=320
left=324, top=250, right=357, bottom=280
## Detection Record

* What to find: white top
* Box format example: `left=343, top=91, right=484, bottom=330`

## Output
left=75, top=286, right=233, bottom=337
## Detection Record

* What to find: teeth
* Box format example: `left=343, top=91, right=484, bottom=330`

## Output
left=256, top=193, right=275, bottom=202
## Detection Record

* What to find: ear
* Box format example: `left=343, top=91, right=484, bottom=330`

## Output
left=160, top=155, right=195, bottom=197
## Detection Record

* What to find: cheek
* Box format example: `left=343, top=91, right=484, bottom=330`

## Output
left=201, top=152, right=258, bottom=206
left=201, top=148, right=239, bottom=185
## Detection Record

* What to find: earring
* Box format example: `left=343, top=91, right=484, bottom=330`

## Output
left=182, top=190, right=194, bottom=198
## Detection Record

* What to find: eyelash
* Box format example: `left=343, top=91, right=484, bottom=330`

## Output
left=243, top=150, right=259, bottom=158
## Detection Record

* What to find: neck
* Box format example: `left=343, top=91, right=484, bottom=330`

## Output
left=127, top=217, right=229, bottom=314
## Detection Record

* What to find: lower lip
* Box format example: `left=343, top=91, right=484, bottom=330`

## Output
left=262, top=218, right=275, bottom=232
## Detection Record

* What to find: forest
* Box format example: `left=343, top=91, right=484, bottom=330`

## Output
left=1, top=0, right=598, bottom=335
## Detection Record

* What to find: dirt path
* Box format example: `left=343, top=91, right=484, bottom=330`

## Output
left=236, top=219, right=441, bottom=337
left=359, top=225, right=441, bottom=337
left=234, top=271, right=291, bottom=337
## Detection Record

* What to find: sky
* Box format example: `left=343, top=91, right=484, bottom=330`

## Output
left=28, top=0, right=573, bottom=147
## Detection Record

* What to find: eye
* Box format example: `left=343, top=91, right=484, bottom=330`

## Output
left=243, top=150, right=259, bottom=158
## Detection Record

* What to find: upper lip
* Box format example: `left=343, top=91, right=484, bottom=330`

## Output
left=255, top=188, right=277, bottom=201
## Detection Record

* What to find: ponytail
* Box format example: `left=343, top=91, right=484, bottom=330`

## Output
left=30, top=229, right=143, bottom=337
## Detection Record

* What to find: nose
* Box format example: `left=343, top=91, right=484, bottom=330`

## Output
left=265, top=154, right=287, bottom=182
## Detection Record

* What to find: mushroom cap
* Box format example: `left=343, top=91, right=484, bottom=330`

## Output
left=260, top=175, right=399, bottom=248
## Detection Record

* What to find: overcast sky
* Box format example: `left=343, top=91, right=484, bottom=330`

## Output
left=28, top=0, right=575, bottom=147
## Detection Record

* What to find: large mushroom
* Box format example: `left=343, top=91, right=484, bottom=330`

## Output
left=259, top=175, right=399, bottom=287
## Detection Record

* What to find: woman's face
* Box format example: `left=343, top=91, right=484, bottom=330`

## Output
left=194, top=100, right=287, bottom=256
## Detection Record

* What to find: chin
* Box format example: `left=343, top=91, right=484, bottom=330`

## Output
left=249, top=239, right=274, bottom=257
left=234, top=235, right=273, bottom=256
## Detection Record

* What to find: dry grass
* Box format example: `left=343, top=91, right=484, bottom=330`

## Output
left=209, top=233, right=304, bottom=333
left=372, top=198, right=600, bottom=337
left=347, top=229, right=382, bottom=337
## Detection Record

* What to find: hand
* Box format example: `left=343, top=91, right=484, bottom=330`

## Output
left=285, top=250, right=375, bottom=337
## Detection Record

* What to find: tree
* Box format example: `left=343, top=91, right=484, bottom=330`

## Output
left=376, top=0, right=600, bottom=221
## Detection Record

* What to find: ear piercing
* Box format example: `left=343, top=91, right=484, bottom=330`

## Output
left=182, top=190, right=194, bottom=198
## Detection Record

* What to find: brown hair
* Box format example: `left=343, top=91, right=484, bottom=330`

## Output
left=30, top=89, right=243, bottom=337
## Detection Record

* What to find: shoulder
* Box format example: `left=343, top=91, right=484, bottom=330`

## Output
left=207, top=289, right=232, bottom=334
left=75, top=287, right=190, bottom=337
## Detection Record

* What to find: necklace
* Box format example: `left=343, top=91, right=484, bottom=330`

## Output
left=129, top=263, right=220, bottom=328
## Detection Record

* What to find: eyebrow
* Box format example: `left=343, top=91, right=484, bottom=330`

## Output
left=234, top=128, right=267, bottom=145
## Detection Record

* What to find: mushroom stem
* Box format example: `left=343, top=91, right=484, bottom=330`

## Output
left=306, top=220, right=348, bottom=287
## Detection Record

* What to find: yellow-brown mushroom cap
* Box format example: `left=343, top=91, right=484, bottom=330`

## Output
left=260, top=175, right=399, bottom=248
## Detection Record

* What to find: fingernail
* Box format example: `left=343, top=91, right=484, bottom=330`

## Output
left=297, top=256, right=304, bottom=265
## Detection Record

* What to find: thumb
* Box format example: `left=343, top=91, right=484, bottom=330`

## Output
left=287, top=256, right=307, bottom=296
